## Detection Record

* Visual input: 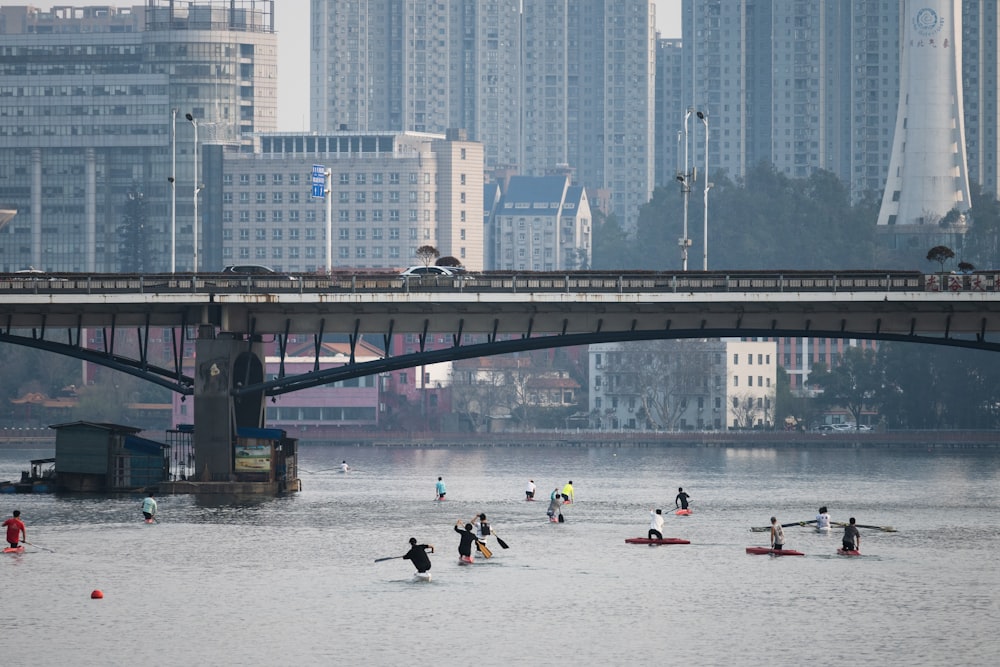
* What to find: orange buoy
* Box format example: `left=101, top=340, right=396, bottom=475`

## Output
left=91, top=590, right=104, bottom=599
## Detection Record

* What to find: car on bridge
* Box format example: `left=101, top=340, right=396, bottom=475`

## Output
left=222, top=264, right=297, bottom=280
left=398, top=265, right=458, bottom=278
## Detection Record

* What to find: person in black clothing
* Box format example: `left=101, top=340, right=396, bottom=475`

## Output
left=402, top=537, right=434, bottom=573
left=675, top=487, right=691, bottom=510
left=842, top=517, right=861, bottom=552
left=454, top=520, right=479, bottom=561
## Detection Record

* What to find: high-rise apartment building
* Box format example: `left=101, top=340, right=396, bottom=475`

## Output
left=0, top=1, right=276, bottom=273
left=310, top=0, right=656, bottom=233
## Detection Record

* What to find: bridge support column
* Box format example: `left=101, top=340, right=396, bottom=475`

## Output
left=193, top=327, right=266, bottom=482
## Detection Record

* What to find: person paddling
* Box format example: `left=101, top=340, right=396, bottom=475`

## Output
left=141, top=492, right=158, bottom=522
left=340, top=460, right=350, bottom=473
left=842, top=517, right=861, bottom=552
left=547, top=490, right=563, bottom=523
left=403, top=537, right=434, bottom=574
left=454, top=520, right=479, bottom=563
left=648, top=508, right=664, bottom=540
left=3, top=509, right=26, bottom=548
left=561, top=480, right=575, bottom=503
left=435, top=476, right=447, bottom=501
left=770, top=516, right=785, bottom=551
left=525, top=479, right=536, bottom=501
left=675, top=487, right=690, bottom=510
left=816, top=506, right=831, bottom=531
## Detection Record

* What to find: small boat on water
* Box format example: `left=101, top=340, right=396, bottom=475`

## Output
left=3, top=546, right=25, bottom=554
left=745, top=546, right=805, bottom=556
left=675, top=508, right=692, bottom=516
left=837, top=548, right=861, bottom=556
left=625, top=537, right=691, bottom=545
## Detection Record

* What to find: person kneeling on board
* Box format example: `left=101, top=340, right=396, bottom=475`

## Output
left=842, top=517, right=861, bottom=553
left=403, top=537, right=434, bottom=574
left=648, top=508, right=664, bottom=540
left=141, top=492, right=157, bottom=522
left=547, top=491, right=564, bottom=523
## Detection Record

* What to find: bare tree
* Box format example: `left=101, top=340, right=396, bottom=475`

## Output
left=416, top=245, right=439, bottom=266
left=729, top=391, right=774, bottom=429
left=615, top=341, right=714, bottom=430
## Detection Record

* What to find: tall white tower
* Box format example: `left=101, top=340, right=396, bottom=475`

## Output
left=877, top=1, right=971, bottom=243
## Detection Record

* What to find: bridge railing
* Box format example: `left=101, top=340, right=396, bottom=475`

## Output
left=0, top=270, right=996, bottom=295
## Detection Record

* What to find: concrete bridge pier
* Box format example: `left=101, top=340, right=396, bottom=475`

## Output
left=193, top=325, right=266, bottom=481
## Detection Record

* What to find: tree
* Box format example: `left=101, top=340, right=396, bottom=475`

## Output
left=729, top=392, right=773, bottom=429
left=926, top=245, right=955, bottom=273
left=436, top=255, right=462, bottom=268
left=415, top=245, right=439, bottom=266
left=614, top=340, right=714, bottom=430
left=809, top=347, right=881, bottom=428
left=118, top=190, right=150, bottom=273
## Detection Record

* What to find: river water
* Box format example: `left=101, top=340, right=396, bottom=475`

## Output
left=2, top=442, right=998, bottom=666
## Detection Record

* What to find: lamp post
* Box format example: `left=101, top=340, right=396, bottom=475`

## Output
left=169, top=109, right=177, bottom=273
left=185, top=113, right=200, bottom=273
left=697, top=110, right=711, bottom=271
left=676, top=108, right=694, bottom=270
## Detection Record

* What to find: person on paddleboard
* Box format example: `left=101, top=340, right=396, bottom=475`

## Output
left=454, top=520, right=480, bottom=563
left=472, top=513, right=492, bottom=545
left=340, top=460, right=350, bottom=473
left=435, top=476, right=447, bottom=501
left=141, top=492, right=158, bottom=522
left=842, top=517, right=861, bottom=552
left=403, top=537, right=434, bottom=574
left=3, top=509, right=26, bottom=548
left=675, top=488, right=690, bottom=510
left=648, top=509, right=664, bottom=540
left=770, top=517, right=785, bottom=551
left=816, top=506, right=831, bottom=530
left=525, top=479, right=536, bottom=501
left=547, top=491, right=564, bottom=523
left=562, top=481, right=575, bottom=503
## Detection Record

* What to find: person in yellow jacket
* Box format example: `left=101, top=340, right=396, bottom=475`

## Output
left=561, top=480, right=575, bottom=503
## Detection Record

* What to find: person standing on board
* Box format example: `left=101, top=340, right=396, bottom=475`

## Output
left=3, top=509, right=26, bottom=548
left=648, top=509, right=664, bottom=540
left=842, top=517, right=861, bottom=552
left=562, top=480, right=575, bottom=503
left=675, top=488, right=691, bottom=510
left=770, top=517, right=785, bottom=551
left=403, top=537, right=434, bottom=574
left=816, top=506, right=832, bottom=530
left=141, top=492, right=158, bottom=522
left=435, top=476, right=447, bottom=501
left=525, top=479, right=536, bottom=501
left=454, top=520, right=479, bottom=563
left=547, top=491, right=563, bottom=523
left=471, top=513, right=492, bottom=546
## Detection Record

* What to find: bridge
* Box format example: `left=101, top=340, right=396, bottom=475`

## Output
left=2, top=269, right=997, bottom=483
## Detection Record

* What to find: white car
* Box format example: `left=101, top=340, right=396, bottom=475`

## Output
left=399, top=265, right=456, bottom=277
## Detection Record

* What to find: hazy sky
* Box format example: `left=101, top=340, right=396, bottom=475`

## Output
left=28, top=1, right=682, bottom=131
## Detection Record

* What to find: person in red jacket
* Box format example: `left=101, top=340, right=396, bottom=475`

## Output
left=3, top=509, right=26, bottom=548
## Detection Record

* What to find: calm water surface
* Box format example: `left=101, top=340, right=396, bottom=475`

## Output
left=2, top=443, right=999, bottom=666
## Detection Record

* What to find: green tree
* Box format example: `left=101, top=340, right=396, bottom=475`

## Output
left=415, top=245, right=439, bottom=266
left=926, top=245, right=955, bottom=273
left=809, top=346, right=881, bottom=428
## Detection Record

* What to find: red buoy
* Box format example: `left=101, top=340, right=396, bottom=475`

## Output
left=91, top=590, right=104, bottom=599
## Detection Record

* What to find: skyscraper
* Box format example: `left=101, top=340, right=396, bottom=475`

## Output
left=310, top=0, right=656, bottom=233
left=0, top=1, right=277, bottom=273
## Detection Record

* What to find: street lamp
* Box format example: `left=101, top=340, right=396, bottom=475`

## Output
left=697, top=110, right=711, bottom=271
left=185, top=112, right=200, bottom=273
left=676, top=108, right=694, bottom=270
left=168, top=109, right=177, bottom=273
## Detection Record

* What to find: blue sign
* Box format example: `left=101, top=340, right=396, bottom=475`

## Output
left=311, top=164, right=326, bottom=198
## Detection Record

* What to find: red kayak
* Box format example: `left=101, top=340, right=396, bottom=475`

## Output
left=3, top=546, right=25, bottom=554
left=837, top=548, right=861, bottom=556
left=675, top=509, right=692, bottom=516
left=745, top=546, right=804, bottom=556
left=625, top=537, right=690, bottom=545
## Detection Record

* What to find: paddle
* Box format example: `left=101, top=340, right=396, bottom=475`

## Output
left=832, top=521, right=896, bottom=532
left=494, top=534, right=510, bottom=549
left=374, top=555, right=403, bottom=563
left=476, top=540, right=492, bottom=559
left=750, top=519, right=816, bottom=532
left=22, top=541, right=54, bottom=553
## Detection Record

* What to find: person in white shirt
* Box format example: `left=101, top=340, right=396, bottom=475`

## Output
left=648, top=508, right=664, bottom=540
left=525, top=479, right=536, bottom=501
left=815, top=506, right=831, bottom=531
